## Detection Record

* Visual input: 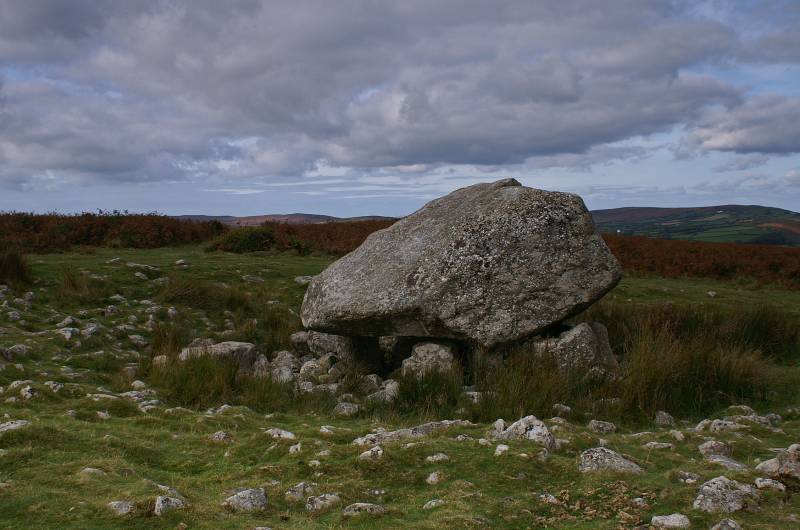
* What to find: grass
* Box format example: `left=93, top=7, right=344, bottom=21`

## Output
left=1, top=244, right=800, bottom=528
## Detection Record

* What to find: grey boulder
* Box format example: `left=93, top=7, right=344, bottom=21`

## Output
left=301, top=179, right=621, bottom=349
left=693, top=476, right=759, bottom=513
left=178, top=341, right=258, bottom=368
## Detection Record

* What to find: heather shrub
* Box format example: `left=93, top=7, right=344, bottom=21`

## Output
left=206, top=227, right=276, bottom=253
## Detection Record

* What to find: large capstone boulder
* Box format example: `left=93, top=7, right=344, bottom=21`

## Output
left=301, top=179, right=620, bottom=349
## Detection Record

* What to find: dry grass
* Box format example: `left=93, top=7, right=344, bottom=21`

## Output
left=0, top=248, right=31, bottom=284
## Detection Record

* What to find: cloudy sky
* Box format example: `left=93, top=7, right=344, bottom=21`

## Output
left=1, top=0, right=799, bottom=217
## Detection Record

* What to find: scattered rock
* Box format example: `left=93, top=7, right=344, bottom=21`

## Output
left=0, top=419, right=29, bottom=434
left=706, top=454, right=748, bottom=472
left=755, top=477, right=785, bottom=492
left=490, top=415, right=556, bottom=450
left=423, top=499, right=446, bottom=509
left=334, top=402, right=360, bottom=417
left=655, top=410, right=675, bottom=427
left=352, top=419, right=470, bottom=446
left=401, top=342, right=455, bottom=378
left=210, top=431, right=231, bottom=443
left=529, top=322, right=619, bottom=378
left=107, top=500, right=133, bottom=515
left=285, top=482, right=315, bottom=503
left=494, top=444, right=509, bottom=456
left=588, top=419, right=617, bottom=434
left=359, top=445, right=384, bottom=461
left=301, top=179, right=621, bottom=349
left=305, top=493, right=341, bottom=513
left=578, top=447, right=643, bottom=474
left=342, top=502, right=386, bottom=517
left=264, top=428, right=296, bottom=440
left=693, top=476, right=759, bottom=513
left=651, top=513, right=690, bottom=528
left=178, top=341, right=258, bottom=369
left=222, top=488, right=267, bottom=512
left=425, top=452, right=450, bottom=463
left=699, top=440, right=731, bottom=457
left=426, top=471, right=443, bottom=485
left=755, top=443, right=800, bottom=480
left=153, top=495, right=184, bottom=516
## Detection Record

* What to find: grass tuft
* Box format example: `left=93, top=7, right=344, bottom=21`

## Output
left=0, top=248, right=32, bottom=284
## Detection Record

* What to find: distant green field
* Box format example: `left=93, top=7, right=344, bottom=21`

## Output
left=593, top=204, right=800, bottom=246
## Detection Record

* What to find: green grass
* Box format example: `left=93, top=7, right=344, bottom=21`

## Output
left=1, top=244, right=800, bottom=528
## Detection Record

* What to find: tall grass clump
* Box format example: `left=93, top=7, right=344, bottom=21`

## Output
left=147, top=354, right=328, bottom=412
left=206, top=227, right=276, bottom=253
left=468, top=348, right=604, bottom=422
left=0, top=248, right=31, bottom=284
left=55, top=267, right=111, bottom=306
left=389, top=367, right=464, bottom=419
left=619, top=324, right=770, bottom=417
left=156, top=275, right=251, bottom=314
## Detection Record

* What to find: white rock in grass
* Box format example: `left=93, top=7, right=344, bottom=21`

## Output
left=359, top=445, right=384, bottom=461
left=578, top=447, right=643, bottom=474
left=494, top=444, right=510, bottom=456
left=223, top=488, right=267, bottom=512
left=425, top=471, right=443, bottom=485
left=693, top=476, right=759, bottom=513
left=285, top=482, right=315, bottom=503
left=0, top=420, right=29, bottom=434
left=153, top=495, right=184, bottom=516
left=699, top=440, right=731, bottom=457
left=289, top=442, right=302, bottom=454
left=655, top=410, right=675, bottom=427
left=588, top=419, right=616, bottom=434
left=491, top=415, right=556, bottom=450
left=342, top=502, right=386, bottom=517
left=107, top=500, right=133, bottom=515
left=651, top=513, right=690, bottom=528
left=755, top=443, right=800, bottom=480
left=755, top=477, right=786, bottom=492
left=305, top=493, right=340, bottom=513
left=79, top=467, right=105, bottom=476
left=264, top=428, right=296, bottom=440
left=425, top=452, right=450, bottom=463
left=706, top=454, right=748, bottom=471
left=423, top=499, right=446, bottom=509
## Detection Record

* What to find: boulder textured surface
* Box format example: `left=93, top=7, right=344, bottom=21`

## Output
left=301, top=178, right=621, bottom=348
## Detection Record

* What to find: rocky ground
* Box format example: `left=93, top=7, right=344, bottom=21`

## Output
left=1, top=246, right=799, bottom=529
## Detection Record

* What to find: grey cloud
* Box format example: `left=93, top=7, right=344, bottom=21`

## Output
left=713, top=154, right=770, bottom=172
left=0, top=0, right=797, bottom=192
left=690, top=96, right=800, bottom=154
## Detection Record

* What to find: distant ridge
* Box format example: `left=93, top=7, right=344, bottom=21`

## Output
left=173, top=213, right=396, bottom=226
left=175, top=204, right=800, bottom=247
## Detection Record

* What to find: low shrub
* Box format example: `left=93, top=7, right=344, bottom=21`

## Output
left=0, top=248, right=31, bottom=284
left=0, top=211, right=226, bottom=252
left=206, top=227, right=276, bottom=253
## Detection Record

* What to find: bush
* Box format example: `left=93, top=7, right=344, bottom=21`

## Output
left=206, top=227, right=276, bottom=253
left=0, top=211, right=225, bottom=253
left=0, top=248, right=31, bottom=284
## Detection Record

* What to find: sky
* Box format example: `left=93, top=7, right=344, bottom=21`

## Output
left=1, top=0, right=800, bottom=217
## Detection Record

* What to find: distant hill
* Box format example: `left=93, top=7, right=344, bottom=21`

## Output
left=175, top=204, right=800, bottom=247
left=173, top=213, right=396, bottom=226
left=591, top=205, right=800, bottom=246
